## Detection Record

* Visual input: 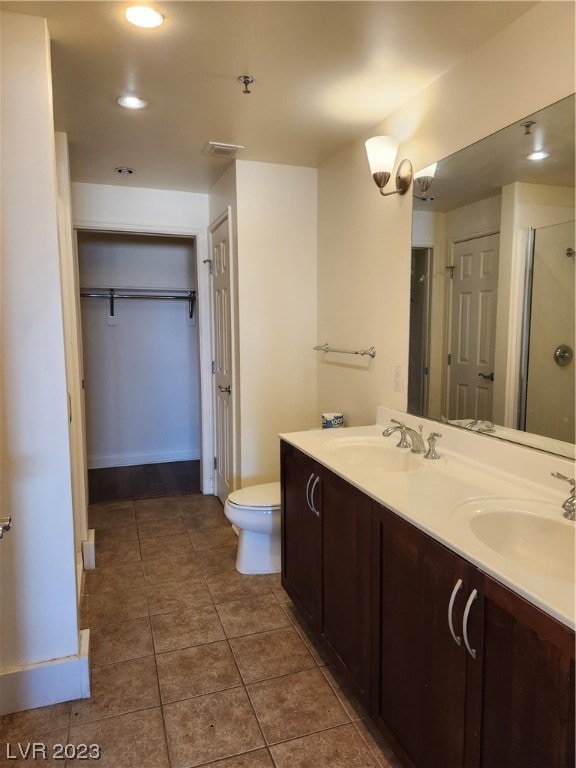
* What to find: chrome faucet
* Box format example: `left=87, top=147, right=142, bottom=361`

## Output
left=551, top=472, right=575, bottom=521
left=424, top=432, right=442, bottom=460
left=463, top=419, right=495, bottom=433
left=382, top=420, right=426, bottom=454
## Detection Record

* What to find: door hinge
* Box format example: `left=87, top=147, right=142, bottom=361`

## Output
left=214, top=456, right=217, bottom=470
left=447, top=353, right=452, bottom=365
left=211, top=361, right=217, bottom=374
left=446, top=265, right=455, bottom=279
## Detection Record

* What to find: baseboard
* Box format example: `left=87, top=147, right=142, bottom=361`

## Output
left=0, top=630, right=90, bottom=715
left=87, top=448, right=200, bottom=470
left=82, top=529, right=96, bottom=571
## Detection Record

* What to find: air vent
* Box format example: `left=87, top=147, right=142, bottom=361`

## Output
left=203, top=141, right=245, bottom=158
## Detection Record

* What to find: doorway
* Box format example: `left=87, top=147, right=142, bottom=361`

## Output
left=77, top=231, right=202, bottom=501
left=408, top=247, right=432, bottom=416
left=446, top=233, right=500, bottom=421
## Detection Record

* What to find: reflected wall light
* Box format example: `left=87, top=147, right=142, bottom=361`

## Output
left=413, top=162, right=437, bottom=199
left=365, top=135, right=413, bottom=196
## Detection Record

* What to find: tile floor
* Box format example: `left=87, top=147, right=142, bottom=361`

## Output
left=0, top=494, right=401, bottom=768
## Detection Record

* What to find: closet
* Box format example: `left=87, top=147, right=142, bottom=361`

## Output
left=77, top=231, right=201, bottom=489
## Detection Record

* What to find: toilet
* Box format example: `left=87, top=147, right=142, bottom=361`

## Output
left=224, top=482, right=281, bottom=574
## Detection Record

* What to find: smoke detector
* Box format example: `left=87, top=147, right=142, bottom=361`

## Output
left=203, top=142, right=245, bottom=158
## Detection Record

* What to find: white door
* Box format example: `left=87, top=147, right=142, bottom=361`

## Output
left=210, top=216, right=234, bottom=503
left=448, top=234, right=499, bottom=420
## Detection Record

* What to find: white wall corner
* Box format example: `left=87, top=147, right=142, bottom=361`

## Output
left=0, top=630, right=91, bottom=716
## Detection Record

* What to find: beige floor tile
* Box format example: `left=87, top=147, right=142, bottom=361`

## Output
left=269, top=723, right=383, bottom=768
left=134, top=497, right=181, bottom=522
left=156, top=640, right=242, bottom=703
left=67, top=707, right=169, bottom=767
left=146, top=576, right=213, bottom=616
left=1, top=728, right=69, bottom=767
left=142, top=553, right=201, bottom=585
left=80, top=588, right=148, bottom=629
left=215, top=594, right=290, bottom=638
left=353, top=719, right=403, bottom=768
left=229, top=626, right=316, bottom=684
left=83, top=561, right=144, bottom=595
left=247, top=668, right=349, bottom=745
left=139, top=533, right=194, bottom=561
left=89, top=616, right=154, bottom=667
left=205, top=570, right=271, bottom=604
left=150, top=604, right=226, bottom=653
left=95, top=536, right=141, bottom=567
left=96, top=523, right=139, bottom=544
left=0, top=702, right=71, bottom=742
left=71, top=656, right=159, bottom=724
left=178, top=494, right=225, bottom=518
left=195, top=546, right=238, bottom=575
left=88, top=501, right=135, bottom=529
left=164, top=687, right=265, bottom=768
left=188, top=525, right=238, bottom=552
left=195, top=750, right=275, bottom=768
left=137, top=517, right=187, bottom=540
left=265, top=573, right=292, bottom=605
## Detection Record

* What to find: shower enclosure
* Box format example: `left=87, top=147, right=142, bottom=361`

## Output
left=519, top=221, right=575, bottom=442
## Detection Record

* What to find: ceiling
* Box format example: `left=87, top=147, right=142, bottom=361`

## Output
left=2, top=1, right=536, bottom=193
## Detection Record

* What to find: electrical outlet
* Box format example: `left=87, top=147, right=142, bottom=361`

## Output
left=393, top=365, right=402, bottom=392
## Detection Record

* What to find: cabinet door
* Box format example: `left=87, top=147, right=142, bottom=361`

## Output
left=280, top=441, right=321, bottom=629
left=321, top=467, right=372, bottom=705
left=478, top=576, right=575, bottom=768
left=372, top=502, right=470, bottom=768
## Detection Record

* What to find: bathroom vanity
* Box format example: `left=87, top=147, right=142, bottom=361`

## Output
left=280, top=408, right=575, bottom=768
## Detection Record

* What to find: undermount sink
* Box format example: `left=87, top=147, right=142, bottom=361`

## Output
left=453, top=498, right=575, bottom=582
left=323, top=437, right=421, bottom=472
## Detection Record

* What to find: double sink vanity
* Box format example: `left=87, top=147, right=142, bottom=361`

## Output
left=279, top=406, right=575, bottom=768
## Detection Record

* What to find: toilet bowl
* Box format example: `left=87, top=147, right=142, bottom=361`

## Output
left=224, top=482, right=281, bottom=574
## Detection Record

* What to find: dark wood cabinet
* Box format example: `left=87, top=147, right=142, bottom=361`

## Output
left=372, top=500, right=575, bottom=768
left=280, top=441, right=321, bottom=629
left=280, top=440, right=372, bottom=705
left=281, top=443, right=575, bottom=768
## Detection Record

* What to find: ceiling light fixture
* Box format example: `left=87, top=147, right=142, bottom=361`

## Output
left=117, top=95, right=147, bottom=110
left=365, top=136, right=413, bottom=197
left=115, top=166, right=135, bottom=175
left=125, top=6, right=164, bottom=28
left=527, top=150, right=550, bottom=161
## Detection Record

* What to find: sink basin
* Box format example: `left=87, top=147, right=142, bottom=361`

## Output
left=453, top=498, right=574, bottom=582
left=323, top=437, right=421, bottom=472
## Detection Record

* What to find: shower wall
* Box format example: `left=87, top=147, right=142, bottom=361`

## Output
left=525, top=221, right=575, bottom=442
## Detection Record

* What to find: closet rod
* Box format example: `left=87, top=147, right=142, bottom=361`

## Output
left=80, top=289, right=196, bottom=319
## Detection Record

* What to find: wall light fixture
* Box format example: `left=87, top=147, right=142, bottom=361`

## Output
left=413, top=162, right=437, bottom=199
left=365, top=136, right=413, bottom=196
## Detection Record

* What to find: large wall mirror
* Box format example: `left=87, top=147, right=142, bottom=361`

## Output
left=410, top=94, right=575, bottom=459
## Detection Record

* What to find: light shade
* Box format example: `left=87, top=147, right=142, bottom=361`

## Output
left=414, top=162, right=437, bottom=180
left=365, top=136, right=399, bottom=175
left=125, top=6, right=164, bottom=28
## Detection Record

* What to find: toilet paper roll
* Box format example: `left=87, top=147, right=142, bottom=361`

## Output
left=322, top=412, right=344, bottom=429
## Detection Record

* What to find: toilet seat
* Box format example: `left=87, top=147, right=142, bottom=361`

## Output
left=226, top=481, right=280, bottom=510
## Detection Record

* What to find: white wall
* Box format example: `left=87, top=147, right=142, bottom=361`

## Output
left=0, top=11, right=87, bottom=713
left=236, top=161, right=318, bottom=484
left=317, top=1, right=575, bottom=426
left=78, top=232, right=201, bottom=468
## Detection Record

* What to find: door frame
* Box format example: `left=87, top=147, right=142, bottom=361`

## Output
left=72, top=219, right=214, bottom=495
left=208, top=208, right=239, bottom=498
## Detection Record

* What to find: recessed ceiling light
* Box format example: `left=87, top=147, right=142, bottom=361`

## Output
left=527, top=150, right=550, bottom=161
left=115, top=166, right=135, bottom=175
left=117, top=95, right=147, bottom=110
left=125, top=6, right=164, bottom=28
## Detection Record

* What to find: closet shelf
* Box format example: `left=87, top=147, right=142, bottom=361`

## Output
left=80, top=287, right=196, bottom=319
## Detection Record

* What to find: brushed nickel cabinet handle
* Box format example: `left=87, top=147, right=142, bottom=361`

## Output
left=448, top=579, right=463, bottom=646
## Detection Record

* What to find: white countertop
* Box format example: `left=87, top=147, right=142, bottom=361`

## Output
left=280, top=407, right=575, bottom=630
